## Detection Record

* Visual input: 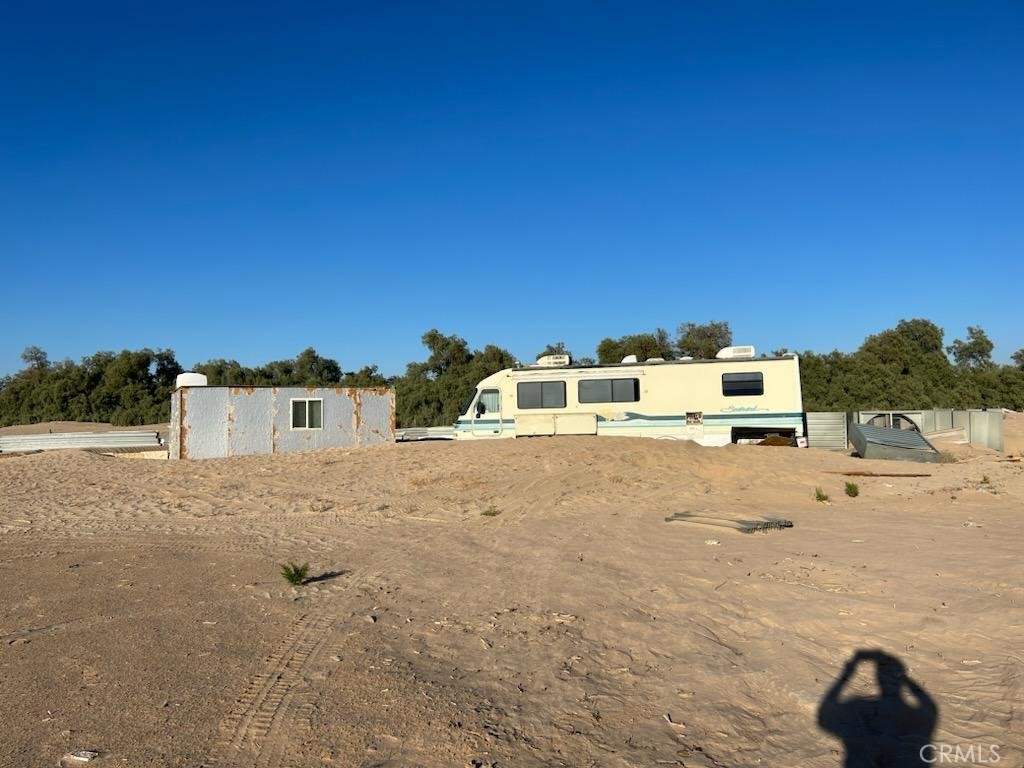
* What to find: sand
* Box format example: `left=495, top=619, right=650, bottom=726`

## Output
left=1, top=428, right=1022, bottom=767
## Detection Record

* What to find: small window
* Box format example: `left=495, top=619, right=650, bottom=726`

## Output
left=477, top=389, right=501, bottom=415
left=722, top=372, right=764, bottom=397
left=578, top=378, right=640, bottom=403
left=517, top=381, right=566, bottom=409
left=291, top=398, right=323, bottom=429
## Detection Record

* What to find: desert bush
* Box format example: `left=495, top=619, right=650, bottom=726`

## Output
left=845, top=482, right=859, bottom=498
left=280, top=562, right=310, bottom=586
left=815, top=487, right=830, bottom=503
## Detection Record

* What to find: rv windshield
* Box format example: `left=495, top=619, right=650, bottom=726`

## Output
left=461, top=390, right=478, bottom=416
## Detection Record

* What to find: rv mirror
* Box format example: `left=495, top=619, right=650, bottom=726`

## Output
left=475, top=401, right=486, bottom=417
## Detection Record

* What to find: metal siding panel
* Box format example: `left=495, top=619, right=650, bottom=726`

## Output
left=228, top=387, right=273, bottom=456
left=182, top=387, right=229, bottom=459
left=356, top=390, right=395, bottom=445
left=169, top=390, right=181, bottom=459
left=805, top=412, right=848, bottom=450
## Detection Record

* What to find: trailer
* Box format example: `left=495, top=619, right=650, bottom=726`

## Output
left=453, top=347, right=804, bottom=446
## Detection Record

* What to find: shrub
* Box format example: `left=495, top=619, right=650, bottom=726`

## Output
left=815, top=487, right=830, bottom=503
left=845, top=482, right=859, bottom=498
left=481, top=505, right=501, bottom=517
left=280, top=562, right=310, bottom=586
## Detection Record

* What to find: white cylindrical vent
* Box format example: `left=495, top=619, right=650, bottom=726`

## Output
left=175, top=372, right=209, bottom=388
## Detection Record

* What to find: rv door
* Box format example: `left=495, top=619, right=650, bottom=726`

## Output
left=471, top=389, right=503, bottom=437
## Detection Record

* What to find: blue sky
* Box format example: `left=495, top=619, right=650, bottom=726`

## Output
left=2, top=1, right=1021, bottom=377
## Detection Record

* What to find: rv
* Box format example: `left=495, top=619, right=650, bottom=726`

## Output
left=453, top=347, right=804, bottom=446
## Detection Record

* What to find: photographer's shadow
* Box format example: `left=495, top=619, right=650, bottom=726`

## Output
left=818, top=649, right=937, bottom=767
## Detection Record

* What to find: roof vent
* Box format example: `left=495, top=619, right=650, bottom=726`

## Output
left=621, top=354, right=638, bottom=364
left=715, top=345, right=756, bottom=360
left=535, top=354, right=571, bottom=367
left=678, top=356, right=694, bottom=361
left=646, top=357, right=665, bottom=363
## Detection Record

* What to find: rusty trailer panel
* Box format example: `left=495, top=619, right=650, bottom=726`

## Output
left=168, top=386, right=395, bottom=459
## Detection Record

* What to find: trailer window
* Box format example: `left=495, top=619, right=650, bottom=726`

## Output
left=517, top=381, right=566, bottom=409
left=290, top=398, right=323, bottom=429
left=722, top=372, right=764, bottom=396
left=578, top=378, right=640, bottom=403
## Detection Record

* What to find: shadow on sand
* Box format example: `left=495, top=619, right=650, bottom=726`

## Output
left=818, top=649, right=937, bottom=767
left=303, top=569, right=347, bottom=585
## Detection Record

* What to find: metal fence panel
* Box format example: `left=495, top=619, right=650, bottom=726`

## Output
left=805, top=412, right=848, bottom=450
left=0, top=431, right=163, bottom=453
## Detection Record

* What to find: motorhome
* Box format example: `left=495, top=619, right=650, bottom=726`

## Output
left=453, top=347, right=804, bottom=446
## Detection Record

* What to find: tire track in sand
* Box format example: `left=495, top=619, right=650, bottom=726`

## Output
left=207, top=612, right=335, bottom=767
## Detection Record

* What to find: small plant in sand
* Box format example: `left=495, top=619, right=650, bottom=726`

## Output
left=939, top=451, right=959, bottom=464
left=844, top=482, right=859, bottom=498
left=980, top=474, right=991, bottom=485
left=481, top=505, right=501, bottom=517
left=815, top=487, right=830, bottom=503
left=280, top=562, right=310, bottom=586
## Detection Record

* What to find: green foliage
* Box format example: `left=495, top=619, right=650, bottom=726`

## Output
left=596, top=330, right=674, bottom=364
left=844, top=482, right=859, bottom=498
left=1013, top=349, right=1024, bottom=370
left=799, top=321, right=1024, bottom=413
left=394, top=330, right=517, bottom=428
left=481, top=505, right=501, bottom=517
left=0, top=346, right=182, bottom=427
left=194, top=347, right=344, bottom=387
left=280, top=562, right=310, bottom=586
left=815, top=487, right=830, bottom=503
left=676, top=320, right=732, bottom=360
left=947, top=326, right=994, bottom=370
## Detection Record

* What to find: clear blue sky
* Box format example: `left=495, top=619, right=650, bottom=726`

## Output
left=2, top=1, right=1021, bottom=377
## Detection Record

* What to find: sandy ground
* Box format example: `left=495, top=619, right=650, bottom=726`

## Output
left=1, top=429, right=1022, bottom=767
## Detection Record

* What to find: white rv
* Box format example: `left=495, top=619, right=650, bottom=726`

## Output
left=453, top=347, right=804, bottom=446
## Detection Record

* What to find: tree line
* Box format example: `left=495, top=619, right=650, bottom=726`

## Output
left=1, top=319, right=1022, bottom=429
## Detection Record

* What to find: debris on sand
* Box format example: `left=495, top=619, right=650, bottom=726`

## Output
left=60, top=751, right=99, bottom=765
left=665, top=512, right=794, bottom=533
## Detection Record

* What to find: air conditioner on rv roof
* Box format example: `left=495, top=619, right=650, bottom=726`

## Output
left=716, top=345, right=756, bottom=360
left=535, top=354, right=571, bottom=367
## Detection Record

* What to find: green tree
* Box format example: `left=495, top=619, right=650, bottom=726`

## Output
left=596, top=332, right=674, bottom=364
left=1010, top=349, right=1024, bottom=370
left=675, top=321, right=732, bottom=359
left=21, top=346, right=49, bottom=369
left=947, top=326, right=994, bottom=369
left=394, top=331, right=515, bottom=427
left=339, top=365, right=390, bottom=388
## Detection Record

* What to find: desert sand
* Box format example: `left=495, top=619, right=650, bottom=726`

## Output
left=1, top=426, right=1022, bottom=767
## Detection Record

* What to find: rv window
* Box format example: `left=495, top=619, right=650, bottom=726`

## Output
left=578, top=378, right=640, bottom=403
left=722, top=372, right=764, bottom=397
left=290, top=398, right=324, bottom=429
left=479, top=389, right=501, bottom=414
left=517, top=381, right=566, bottom=409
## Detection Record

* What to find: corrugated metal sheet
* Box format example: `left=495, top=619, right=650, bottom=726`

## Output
left=849, top=423, right=940, bottom=463
left=805, top=412, right=848, bottom=450
left=0, top=431, right=163, bottom=453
